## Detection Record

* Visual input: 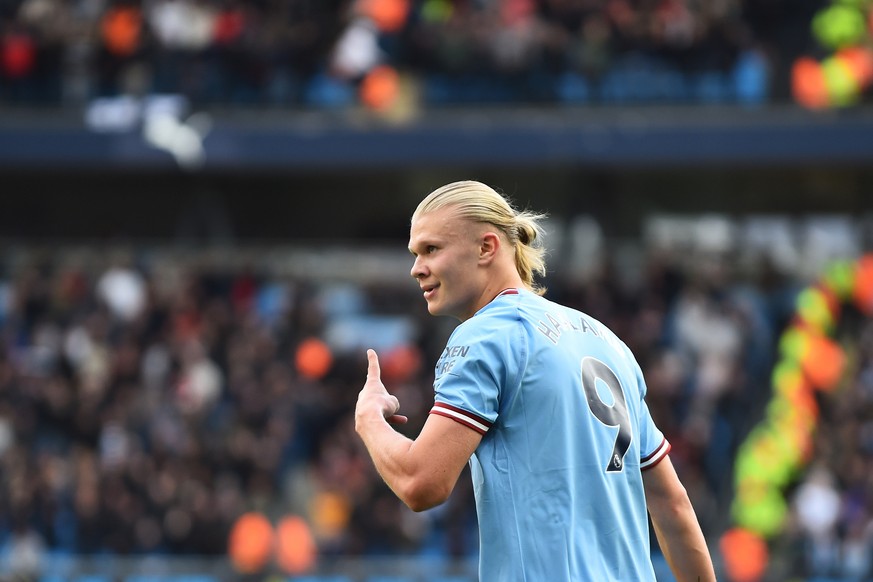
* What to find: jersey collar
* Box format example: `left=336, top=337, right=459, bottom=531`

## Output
left=471, top=288, right=520, bottom=319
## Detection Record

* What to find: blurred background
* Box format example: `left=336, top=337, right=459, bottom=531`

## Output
left=1, top=0, right=873, bottom=581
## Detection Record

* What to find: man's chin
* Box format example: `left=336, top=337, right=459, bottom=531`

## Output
left=426, top=301, right=447, bottom=317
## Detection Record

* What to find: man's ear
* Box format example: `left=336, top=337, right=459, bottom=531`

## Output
left=479, top=232, right=500, bottom=264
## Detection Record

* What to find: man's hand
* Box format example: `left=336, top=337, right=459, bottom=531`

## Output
left=353, top=348, right=481, bottom=512
left=356, top=349, right=409, bottom=428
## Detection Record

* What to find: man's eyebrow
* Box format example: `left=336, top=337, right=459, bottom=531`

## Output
left=409, top=237, right=438, bottom=254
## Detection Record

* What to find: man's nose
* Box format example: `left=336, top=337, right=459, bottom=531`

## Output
left=410, top=256, right=426, bottom=279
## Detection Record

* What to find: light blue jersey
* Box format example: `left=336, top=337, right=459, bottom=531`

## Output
left=430, top=289, right=670, bottom=581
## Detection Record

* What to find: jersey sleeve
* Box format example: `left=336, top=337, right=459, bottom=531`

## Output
left=638, top=400, right=671, bottom=470
left=630, top=353, right=671, bottom=470
left=429, top=313, right=522, bottom=435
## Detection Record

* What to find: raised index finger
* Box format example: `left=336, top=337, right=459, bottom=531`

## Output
left=366, top=349, right=381, bottom=381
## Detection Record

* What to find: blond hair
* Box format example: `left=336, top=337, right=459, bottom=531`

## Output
left=413, top=180, right=547, bottom=295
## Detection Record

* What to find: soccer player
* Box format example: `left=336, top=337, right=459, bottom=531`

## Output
left=355, top=180, right=716, bottom=581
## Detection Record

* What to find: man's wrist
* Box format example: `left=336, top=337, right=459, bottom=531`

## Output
left=355, top=406, right=388, bottom=433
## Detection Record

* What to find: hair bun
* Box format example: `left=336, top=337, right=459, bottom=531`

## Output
left=518, top=224, right=530, bottom=245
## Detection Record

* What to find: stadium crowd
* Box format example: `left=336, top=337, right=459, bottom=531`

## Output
left=1, top=225, right=867, bottom=580
left=0, top=0, right=818, bottom=108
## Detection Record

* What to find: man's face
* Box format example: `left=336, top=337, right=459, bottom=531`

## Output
left=408, top=205, right=485, bottom=321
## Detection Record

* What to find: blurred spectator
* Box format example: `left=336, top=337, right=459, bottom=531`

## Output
left=794, top=465, right=842, bottom=575
left=0, top=0, right=838, bottom=108
left=96, top=259, right=147, bottom=322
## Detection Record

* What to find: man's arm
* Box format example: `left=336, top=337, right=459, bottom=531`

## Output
left=355, top=349, right=482, bottom=512
left=643, top=456, right=717, bottom=582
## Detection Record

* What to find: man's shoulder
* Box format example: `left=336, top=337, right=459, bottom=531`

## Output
left=449, top=315, right=516, bottom=353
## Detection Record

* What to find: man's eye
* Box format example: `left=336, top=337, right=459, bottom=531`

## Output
left=426, top=246, right=437, bottom=254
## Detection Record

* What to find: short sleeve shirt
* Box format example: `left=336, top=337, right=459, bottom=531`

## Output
left=430, top=289, right=669, bottom=581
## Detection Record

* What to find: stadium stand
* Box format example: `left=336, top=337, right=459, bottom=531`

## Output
left=0, top=0, right=822, bottom=108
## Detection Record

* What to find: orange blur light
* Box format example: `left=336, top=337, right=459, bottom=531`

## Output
left=228, top=512, right=274, bottom=574
left=720, top=527, right=769, bottom=582
left=276, top=515, right=317, bottom=574
left=295, top=338, right=333, bottom=380
left=360, top=65, right=400, bottom=111
left=792, top=57, right=829, bottom=109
